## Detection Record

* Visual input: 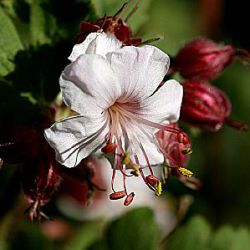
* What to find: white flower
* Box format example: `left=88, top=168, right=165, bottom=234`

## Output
left=45, top=34, right=183, bottom=197
left=68, top=32, right=122, bottom=61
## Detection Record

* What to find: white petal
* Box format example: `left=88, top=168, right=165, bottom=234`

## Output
left=123, top=120, right=164, bottom=166
left=140, top=79, right=183, bottom=124
left=61, top=54, right=121, bottom=113
left=68, top=32, right=122, bottom=62
left=44, top=115, right=109, bottom=168
left=131, top=139, right=164, bottom=166
left=106, top=45, right=170, bottom=102
left=60, top=76, right=103, bottom=118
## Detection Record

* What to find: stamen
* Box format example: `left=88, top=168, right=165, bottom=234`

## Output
left=139, top=143, right=153, bottom=175
left=125, top=0, right=142, bottom=22
left=146, top=175, right=160, bottom=186
left=101, top=143, right=117, bottom=153
left=124, top=192, right=135, bottom=206
left=137, top=37, right=161, bottom=46
left=181, top=148, right=192, bottom=155
left=154, top=181, right=162, bottom=196
left=114, top=103, right=183, bottom=136
left=109, top=191, right=126, bottom=200
left=178, top=167, right=193, bottom=177
left=122, top=152, right=131, bottom=165
left=113, top=2, right=130, bottom=18
left=145, top=175, right=162, bottom=196
left=111, top=153, right=118, bottom=192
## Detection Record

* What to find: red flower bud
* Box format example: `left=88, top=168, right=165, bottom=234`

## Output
left=109, top=191, right=126, bottom=200
left=124, top=192, right=135, bottom=206
left=181, top=82, right=247, bottom=131
left=61, top=157, right=106, bottom=204
left=75, top=3, right=142, bottom=45
left=23, top=141, right=62, bottom=221
left=76, top=17, right=141, bottom=46
left=173, top=39, right=234, bottom=81
left=156, top=123, right=191, bottom=168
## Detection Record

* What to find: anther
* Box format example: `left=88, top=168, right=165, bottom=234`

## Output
left=101, top=143, right=117, bottom=153
left=181, top=148, right=192, bottom=155
left=154, top=181, right=162, bottom=196
left=178, top=167, right=193, bottom=177
left=122, top=152, right=131, bottom=165
left=109, top=191, right=127, bottom=200
left=130, top=163, right=140, bottom=176
left=145, top=175, right=161, bottom=186
left=124, top=192, right=135, bottom=206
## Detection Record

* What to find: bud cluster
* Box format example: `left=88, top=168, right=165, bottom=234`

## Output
left=170, top=38, right=248, bottom=132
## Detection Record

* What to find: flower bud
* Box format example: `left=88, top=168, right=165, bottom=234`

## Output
left=75, top=16, right=141, bottom=46
left=173, top=39, right=234, bottom=81
left=181, top=82, right=247, bottom=131
left=23, top=142, right=62, bottom=221
left=156, top=123, right=191, bottom=169
left=61, top=157, right=106, bottom=205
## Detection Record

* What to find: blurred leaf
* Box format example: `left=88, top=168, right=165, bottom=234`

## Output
left=0, top=81, right=39, bottom=127
left=106, top=207, right=160, bottom=250
left=211, top=227, right=250, bottom=250
left=142, top=0, right=200, bottom=55
left=6, top=42, right=70, bottom=102
left=0, top=241, right=9, bottom=250
left=88, top=240, right=109, bottom=250
left=165, top=216, right=250, bottom=250
left=91, top=0, right=153, bottom=32
left=64, top=220, right=105, bottom=250
left=166, top=216, right=211, bottom=250
left=10, top=222, right=54, bottom=250
left=29, top=0, right=56, bottom=46
left=0, top=6, right=24, bottom=76
left=29, top=0, right=95, bottom=45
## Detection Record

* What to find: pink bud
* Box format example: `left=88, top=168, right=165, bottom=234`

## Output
left=181, top=82, right=247, bottom=131
left=124, top=192, right=135, bottom=206
left=174, top=39, right=234, bottom=81
left=109, top=191, right=126, bottom=200
left=156, top=123, right=191, bottom=168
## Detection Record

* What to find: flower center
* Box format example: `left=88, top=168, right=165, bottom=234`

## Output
left=101, top=101, right=189, bottom=205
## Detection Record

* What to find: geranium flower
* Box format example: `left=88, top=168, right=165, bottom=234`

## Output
left=45, top=34, right=183, bottom=202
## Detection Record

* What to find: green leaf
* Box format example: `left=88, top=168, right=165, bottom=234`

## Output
left=0, top=7, right=24, bottom=76
left=166, top=216, right=211, bottom=250
left=211, top=227, right=250, bottom=250
left=29, top=0, right=56, bottom=46
left=0, top=241, right=9, bottom=250
left=64, top=220, right=105, bottom=250
left=106, top=207, right=160, bottom=250
left=28, top=0, right=96, bottom=46
left=165, top=216, right=250, bottom=250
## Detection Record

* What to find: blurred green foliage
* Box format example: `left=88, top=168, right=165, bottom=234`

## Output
left=165, top=216, right=250, bottom=250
